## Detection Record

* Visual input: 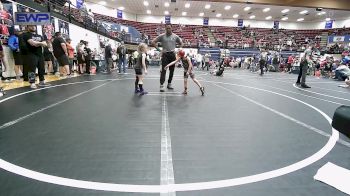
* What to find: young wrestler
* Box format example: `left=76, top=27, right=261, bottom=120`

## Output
left=134, top=43, right=148, bottom=95
left=165, top=50, right=204, bottom=95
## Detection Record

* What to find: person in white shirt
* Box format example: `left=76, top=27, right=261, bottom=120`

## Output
left=203, top=53, right=211, bottom=71
left=259, top=49, right=268, bottom=75
left=296, top=46, right=314, bottom=88
left=196, top=53, right=203, bottom=69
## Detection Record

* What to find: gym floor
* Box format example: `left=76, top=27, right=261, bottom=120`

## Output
left=0, top=68, right=349, bottom=196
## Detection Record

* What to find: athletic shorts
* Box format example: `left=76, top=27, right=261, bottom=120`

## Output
left=13, top=51, right=23, bottom=65
left=56, top=55, right=69, bottom=67
left=135, top=68, right=142, bottom=75
left=184, top=71, right=195, bottom=79
left=77, top=53, right=85, bottom=64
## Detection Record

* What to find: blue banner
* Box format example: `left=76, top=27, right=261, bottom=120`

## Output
left=203, top=18, right=209, bottom=26
left=15, top=12, right=51, bottom=25
left=238, top=19, right=243, bottom=27
left=273, top=21, right=279, bottom=29
left=165, top=15, right=171, bottom=24
left=328, top=35, right=350, bottom=43
left=76, top=0, right=84, bottom=9
left=117, top=9, right=123, bottom=19
left=325, top=20, right=333, bottom=29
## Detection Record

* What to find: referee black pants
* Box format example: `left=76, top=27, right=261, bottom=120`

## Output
left=160, top=52, right=176, bottom=85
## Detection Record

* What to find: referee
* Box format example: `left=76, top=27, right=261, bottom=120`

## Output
left=152, top=24, right=183, bottom=92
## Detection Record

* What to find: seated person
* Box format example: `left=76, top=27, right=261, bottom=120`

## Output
left=210, top=60, right=225, bottom=76
left=334, top=64, right=350, bottom=81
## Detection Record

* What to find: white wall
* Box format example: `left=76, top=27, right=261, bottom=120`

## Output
left=85, top=2, right=136, bottom=21
left=68, top=23, right=100, bottom=51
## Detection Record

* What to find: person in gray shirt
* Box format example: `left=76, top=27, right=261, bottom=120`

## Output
left=152, top=24, right=183, bottom=92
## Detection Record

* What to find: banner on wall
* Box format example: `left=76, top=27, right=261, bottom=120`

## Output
left=42, top=16, right=55, bottom=41
left=165, top=15, right=171, bottom=24
left=15, top=12, right=51, bottom=25
left=117, top=9, right=123, bottom=19
left=16, top=4, right=36, bottom=31
left=76, top=0, right=84, bottom=9
left=238, top=19, right=243, bottom=27
left=325, top=20, right=333, bottom=29
left=273, top=21, right=280, bottom=29
left=333, top=36, right=345, bottom=42
left=203, top=18, right=209, bottom=26
left=58, top=19, right=70, bottom=39
left=327, top=35, right=350, bottom=43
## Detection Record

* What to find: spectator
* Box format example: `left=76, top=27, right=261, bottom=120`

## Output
left=8, top=29, right=22, bottom=80
left=21, top=25, right=49, bottom=88
left=66, top=38, right=75, bottom=73
left=104, top=43, right=113, bottom=73
left=83, top=41, right=92, bottom=74
left=117, top=41, right=127, bottom=74
left=52, top=32, right=70, bottom=77
left=43, top=40, right=54, bottom=74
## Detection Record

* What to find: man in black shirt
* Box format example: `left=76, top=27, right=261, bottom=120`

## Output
left=84, top=41, right=92, bottom=74
left=117, top=42, right=127, bottom=74
left=22, top=25, right=49, bottom=89
left=52, top=32, right=70, bottom=77
left=104, top=43, right=113, bottom=73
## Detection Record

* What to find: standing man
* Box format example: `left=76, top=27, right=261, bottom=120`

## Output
left=104, top=43, right=113, bottom=73
left=117, top=41, right=127, bottom=74
left=152, top=23, right=183, bottom=92
left=21, top=25, right=49, bottom=88
left=296, top=45, right=313, bottom=88
left=259, top=49, right=268, bottom=75
left=84, top=41, right=92, bottom=74
left=52, top=32, right=70, bottom=77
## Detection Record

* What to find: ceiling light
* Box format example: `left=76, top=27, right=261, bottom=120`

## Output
left=185, top=3, right=190, bottom=8
left=233, top=14, right=239, bottom=18
left=143, top=1, right=149, bottom=6
left=297, top=18, right=304, bottom=21
left=164, top=11, right=169, bottom=15
left=265, top=16, right=272, bottom=20
left=326, top=18, right=331, bottom=21
left=205, top=4, right=211, bottom=9
left=299, top=10, right=308, bottom=14
left=146, top=10, right=151, bottom=14
left=182, top=12, right=187, bottom=16
left=99, top=1, right=106, bottom=5
left=281, top=17, right=288, bottom=20
left=281, top=9, right=289, bottom=13
left=263, top=8, right=270, bottom=12
left=225, top=5, right=231, bottom=10
left=317, top=11, right=326, bottom=16
left=244, top=7, right=251, bottom=11
left=199, top=12, right=204, bottom=17
left=118, top=7, right=124, bottom=10
left=216, top=13, right=222, bottom=17
left=249, top=15, right=256, bottom=19
left=164, top=2, right=169, bottom=7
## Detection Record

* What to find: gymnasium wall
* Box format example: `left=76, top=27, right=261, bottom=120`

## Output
left=84, top=2, right=350, bottom=30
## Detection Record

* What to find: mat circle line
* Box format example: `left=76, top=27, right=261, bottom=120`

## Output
left=0, top=78, right=339, bottom=193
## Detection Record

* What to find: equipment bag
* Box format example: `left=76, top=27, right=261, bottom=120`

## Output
left=332, top=105, right=350, bottom=138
